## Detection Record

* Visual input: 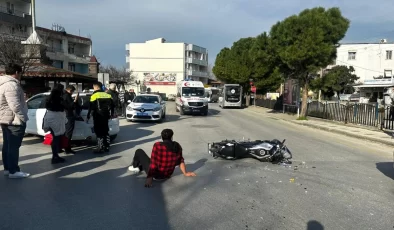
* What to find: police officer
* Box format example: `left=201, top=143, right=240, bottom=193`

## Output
left=86, top=81, right=115, bottom=153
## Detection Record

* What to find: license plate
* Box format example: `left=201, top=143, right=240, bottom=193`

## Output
left=137, top=113, right=148, bottom=116
left=193, top=109, right=200, bottom=112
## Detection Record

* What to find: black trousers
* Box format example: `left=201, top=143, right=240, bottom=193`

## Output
left=93, top=115, right=110, bottom=149
left=64, top=116, right=75, bottom=149
left=131, top=149, right=151, bottom=173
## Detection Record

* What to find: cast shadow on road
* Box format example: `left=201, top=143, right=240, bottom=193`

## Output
left=0, top=163, right=172, bottom=230
left=16, top=125, right=158, bottom=176
left=307, top=220, right=324, bottom=230
left=376, top=162, right=394, bottom=180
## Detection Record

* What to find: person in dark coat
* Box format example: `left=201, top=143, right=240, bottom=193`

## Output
left=62, top=85, right=78, bottom=154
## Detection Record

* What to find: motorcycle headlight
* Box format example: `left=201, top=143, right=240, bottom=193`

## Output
left=153, top=106, right=161, bottom=111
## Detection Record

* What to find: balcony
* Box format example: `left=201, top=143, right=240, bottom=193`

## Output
left=0, top=6, right=32, bottom=26
left=187, top=70, right=208, bottom=78
left=186, top=44, right=207, bottom=54
left=47, top=47, right=64, bottom=53
left=186, top=57, right=208, bottom=66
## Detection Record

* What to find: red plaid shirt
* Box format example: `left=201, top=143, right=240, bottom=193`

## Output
left=147, top=141, right=184, bottom=179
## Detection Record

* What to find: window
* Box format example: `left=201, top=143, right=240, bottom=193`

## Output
left=386, top=50, right=392, bottom=60
left=384, top=70, right=392, bottom=78
left=68, top=43, right=75, bottom=54
left=126, top=50, right=130, bottom=57
left=27, top=96, right=47, bottom=109
left=133, top=96, right=160, bottom=104
left=348, top=52, right=356, bottom=60
left=68, top=63, right=75, bottom=72
left=6, top=2, right=14, bottom=14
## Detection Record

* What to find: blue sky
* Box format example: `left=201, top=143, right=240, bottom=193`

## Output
left=36, top=0, right=394, bottom=67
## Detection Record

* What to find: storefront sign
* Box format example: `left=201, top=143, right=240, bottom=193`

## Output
left=143, top=73, right=177, bottom=86
left=364, top=79, right=393, bottom=85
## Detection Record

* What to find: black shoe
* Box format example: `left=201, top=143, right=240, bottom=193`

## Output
left=104, top=148, right=110, bottom=152
left=59, top=149, right=65, bottom=153
left=51, top=156, right=66, bottom=164
left=65, top=149, right=76, bottom=154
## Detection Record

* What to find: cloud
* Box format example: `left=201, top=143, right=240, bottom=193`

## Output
left=36, top=0, right=394, bottom=67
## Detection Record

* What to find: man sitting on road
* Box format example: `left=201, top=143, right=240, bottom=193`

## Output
left=128, top=129, right=196, bottom=187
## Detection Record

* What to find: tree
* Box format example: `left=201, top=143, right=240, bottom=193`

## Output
left=311, top=65, right=359, bottom=98
left=212, top=37, right=255, bottom=89
left=99, top=64, right=134, bottom=84
left=270, top=7, right=350, bottom=117
left=249, top=32, right=283, bottom=94
left=0, top=33, right=51, bottom=74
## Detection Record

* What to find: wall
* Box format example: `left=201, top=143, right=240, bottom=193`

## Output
left=335, top=43, right=394, bottom=83
left=127, top=41, right=185, bottom=95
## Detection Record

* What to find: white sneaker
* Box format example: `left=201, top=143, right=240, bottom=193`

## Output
left=4, top=170, right=9, bottom=176
left=128, top=166, right=140, bottom=175
left=8, top=171, right=30, bottom=179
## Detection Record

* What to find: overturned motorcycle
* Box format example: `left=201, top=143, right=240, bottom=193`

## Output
left=208, top=139, right=292, bottom=164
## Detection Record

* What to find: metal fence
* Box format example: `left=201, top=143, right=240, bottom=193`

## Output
left=255, top=98, right=394, bottom=130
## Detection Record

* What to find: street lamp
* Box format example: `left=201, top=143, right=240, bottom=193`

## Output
left=135, top=80, right=140, bottom=94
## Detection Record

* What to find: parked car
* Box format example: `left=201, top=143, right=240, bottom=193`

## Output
left=126, top=94, right=166, bottom=122
left=25, top=92, right=120, bottom=142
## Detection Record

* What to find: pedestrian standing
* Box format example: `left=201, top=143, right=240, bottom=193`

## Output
left=107, top=83, right=120, bottom=115
left=42, top=88, right=67, bottom=164
left=62, top=85, right=78, bottom=154
left=0, top=63, right=30, bottom=178
left=87, top=82, right=115, bottom=153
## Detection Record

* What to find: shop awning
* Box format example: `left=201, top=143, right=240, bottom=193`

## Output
left=0, top=64, right=97, bottom=82
left=353, top=84, right=394, bottom=88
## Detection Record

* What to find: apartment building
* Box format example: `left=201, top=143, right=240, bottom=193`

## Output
left=331, top=39, right=394, bottom=103
left=0, top=0, right=32, bottom=40
left=125, top=38, right=209, bottom=95
left=36, top=26, right=95, bottom=76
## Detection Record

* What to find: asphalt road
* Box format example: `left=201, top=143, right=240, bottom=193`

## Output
left=0, top=102, right=393, bottom=230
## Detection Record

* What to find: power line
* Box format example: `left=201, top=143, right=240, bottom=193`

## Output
left=335, top=59, right=384, bottom=74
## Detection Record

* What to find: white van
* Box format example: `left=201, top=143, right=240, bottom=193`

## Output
left=175, top=80, right=208, bottom=116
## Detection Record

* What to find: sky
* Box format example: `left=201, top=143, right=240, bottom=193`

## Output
left=36, top=0, right=394, bottom=68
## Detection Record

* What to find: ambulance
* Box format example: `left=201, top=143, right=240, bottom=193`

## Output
left=175, top=80, right=208, bottom=116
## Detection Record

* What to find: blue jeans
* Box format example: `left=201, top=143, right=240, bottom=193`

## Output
left=1, top=123, right=26, bottom=174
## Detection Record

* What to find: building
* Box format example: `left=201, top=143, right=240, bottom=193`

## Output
left=330, top=40, right=394, bottom=103
left=36, top=26, right=97, bottom=76
left=125, top=38, right=209, bottom=95
left=0, top=0, right=98, bottom=95
left=0, top=0, right=32, bottom=40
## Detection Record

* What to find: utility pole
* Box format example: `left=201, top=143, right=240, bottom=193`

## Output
left=318, top=68, right=323, bottom=102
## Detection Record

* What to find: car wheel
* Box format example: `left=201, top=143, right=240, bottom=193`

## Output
left=162, top=111, right=166, bottom=118
left=110, top=135, right=117, bottom=142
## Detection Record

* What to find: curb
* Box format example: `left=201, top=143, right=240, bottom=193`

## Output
left=246, top=108, right=394, bottom=147
left=286, top=120, right=394, bottom=147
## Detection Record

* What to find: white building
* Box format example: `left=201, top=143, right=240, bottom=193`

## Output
left=125, top=38, right=209, bottom=95
left=332, top=40, right=394, bottom=103
left=0, top=0, right=33, bottom=40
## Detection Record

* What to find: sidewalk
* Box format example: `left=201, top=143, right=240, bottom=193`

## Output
left=247, top=106, right=394, bottom=147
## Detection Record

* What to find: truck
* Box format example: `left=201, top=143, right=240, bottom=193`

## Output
left=175, top=80, right=208, bottom=116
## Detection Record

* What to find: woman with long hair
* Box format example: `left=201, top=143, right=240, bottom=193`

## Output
left=42, top=88, right=67, bottom=164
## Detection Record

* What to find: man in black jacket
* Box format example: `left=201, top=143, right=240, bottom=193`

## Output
left=63, top=85, right=78, bottom=154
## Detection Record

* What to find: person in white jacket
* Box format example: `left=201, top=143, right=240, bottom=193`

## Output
left=0, top=63, right=29, bottom=179
left=42, top=88, right=68, bottom=164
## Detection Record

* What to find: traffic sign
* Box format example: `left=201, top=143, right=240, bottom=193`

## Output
left=251, top=86, right=256, bottom=93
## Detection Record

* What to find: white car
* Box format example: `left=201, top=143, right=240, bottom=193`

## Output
left=126, top=94, right=166, bottom=122
left=25, top=92, right=120, bottom=142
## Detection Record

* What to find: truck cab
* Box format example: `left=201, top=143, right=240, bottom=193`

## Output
left=175, top=80, right=208, bottom=116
